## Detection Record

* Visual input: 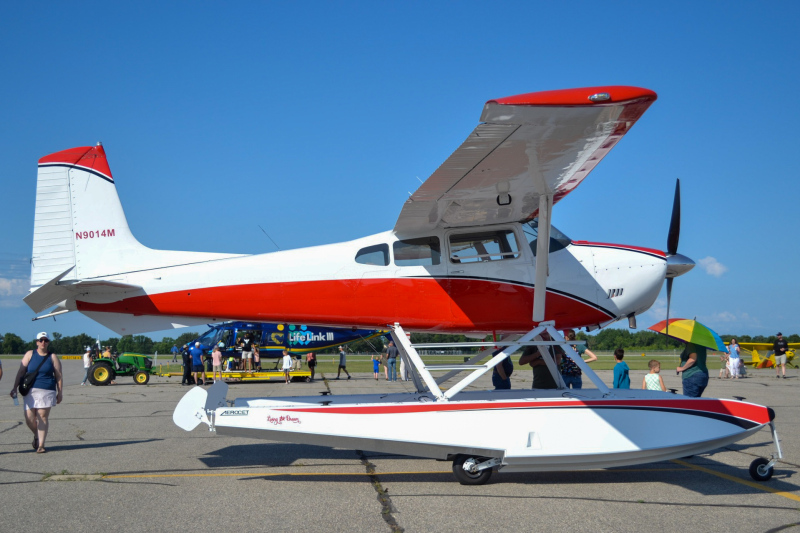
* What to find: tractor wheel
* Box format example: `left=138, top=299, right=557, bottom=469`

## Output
left=88, top=363, right=114, bottom=386
left=133, top=371, right=150, bottom=385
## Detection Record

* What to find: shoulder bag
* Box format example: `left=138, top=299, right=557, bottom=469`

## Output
left=18, top=352, right=51, bottom=397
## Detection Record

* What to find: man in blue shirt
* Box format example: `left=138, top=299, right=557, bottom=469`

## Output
left=189, top=342, right=206, bottom=385
left=170, top=344, right=179, bottom=362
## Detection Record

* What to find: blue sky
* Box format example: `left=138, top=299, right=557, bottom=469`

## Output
left=1, top=1, right=798, bottom=342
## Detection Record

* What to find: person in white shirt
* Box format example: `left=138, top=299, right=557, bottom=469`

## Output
left=282, top=350, right=293, bottom=384
left=81, top=347, right=92, bottom=386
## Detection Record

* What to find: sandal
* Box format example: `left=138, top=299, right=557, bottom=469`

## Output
left=36, top=447, right=46, bottom=454
left=32, top=437, right=38, bottom=450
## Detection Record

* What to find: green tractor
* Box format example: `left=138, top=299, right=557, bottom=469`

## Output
left=88, top=352, right=154, bottom=386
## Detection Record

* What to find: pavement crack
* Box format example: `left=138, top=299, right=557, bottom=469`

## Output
left=356, top=450, right=403, bottom=533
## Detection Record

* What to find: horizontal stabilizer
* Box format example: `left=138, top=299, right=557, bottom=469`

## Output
left=23, top=268, right=75, bottom=313
left=24, top=268, right=145, bottom=314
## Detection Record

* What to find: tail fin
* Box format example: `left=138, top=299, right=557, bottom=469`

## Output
left=32, top=144, right=146, bottom=286
left=31, top=144, right=240, bottom=291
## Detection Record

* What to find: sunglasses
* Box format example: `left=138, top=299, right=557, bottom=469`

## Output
left=37, top=339, right=50, bottom=343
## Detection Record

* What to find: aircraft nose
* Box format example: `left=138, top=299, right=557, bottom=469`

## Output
left=666, top=253, right=695, bottom=278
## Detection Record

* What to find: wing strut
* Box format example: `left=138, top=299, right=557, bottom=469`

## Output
left=390, top=322, right=611, bottom=402
left=533, top=193, right=552, bottom=322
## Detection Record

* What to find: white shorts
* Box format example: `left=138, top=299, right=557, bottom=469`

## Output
left=776, top=354, right=787, bottom=365
left=23, top=388, right=57, bottom=410
left=242, top=351, right=253, bottom=360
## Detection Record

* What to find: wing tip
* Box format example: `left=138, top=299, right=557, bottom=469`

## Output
left=488, top=86, right=657, bottom=107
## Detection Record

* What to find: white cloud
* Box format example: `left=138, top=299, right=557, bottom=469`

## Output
left=697, top=256, right=728, bottom=277
left=644, top=297, right=667, bottom=320
left=709, top=311, right=737, bottom=322
left=0, top=277, right=27, bottom=308
left=701, top=311, right=761, bottom=329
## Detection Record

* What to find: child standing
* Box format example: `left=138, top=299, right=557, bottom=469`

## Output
left=613, top=348, right=630, bottom=389
left=372, top=354, right=381, bottom=380
left=282, top=349, right=293, bottom=384
left=642, top=359, right=666, bottom=391
left=718, top=350, right=730, bottom=379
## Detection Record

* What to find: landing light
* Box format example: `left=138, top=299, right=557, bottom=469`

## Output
left=589, top=93, right=611, bottom=102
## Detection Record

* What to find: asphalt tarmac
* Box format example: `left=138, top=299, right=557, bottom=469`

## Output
left=1, top=359, right=798, bottom=533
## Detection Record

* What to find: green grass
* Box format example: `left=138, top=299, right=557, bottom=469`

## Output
left=151, top=353, right=727, bottom=375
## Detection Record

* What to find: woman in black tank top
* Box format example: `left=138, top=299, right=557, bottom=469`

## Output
left=9, top=332, right=63, bottom=453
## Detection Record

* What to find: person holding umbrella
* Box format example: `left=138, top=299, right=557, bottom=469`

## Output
left=676, top=342, right=709, bottom=397
left=649, top=318, right=724, bottom=398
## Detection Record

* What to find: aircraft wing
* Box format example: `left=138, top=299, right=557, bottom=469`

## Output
left=394, top=86, right=657, bottom=234
left=738, top=342, right=799, bottom=350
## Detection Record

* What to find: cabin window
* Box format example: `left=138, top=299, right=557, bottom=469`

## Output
left=523, top=218, right=572, bottom=256
left=393, top=237, right=441, bottom=266
left=449, top=229, right=520, bottom=263
left=355, top=244, right=389, bottom=266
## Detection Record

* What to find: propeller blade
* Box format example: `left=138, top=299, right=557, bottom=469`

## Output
left=667, top=179, right=681, bottom=256
left=665, top=277, right=673, bottom=338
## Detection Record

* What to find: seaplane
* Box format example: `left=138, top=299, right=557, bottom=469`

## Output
left=25, top=86, right=782, bottom=484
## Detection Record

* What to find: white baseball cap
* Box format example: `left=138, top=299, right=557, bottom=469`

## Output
left=36, top=331, right=49, bottom=340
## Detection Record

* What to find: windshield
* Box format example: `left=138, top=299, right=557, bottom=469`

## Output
left=522, top=218, right=572, bottom=256
left=195, top=325, right=237, bottom=349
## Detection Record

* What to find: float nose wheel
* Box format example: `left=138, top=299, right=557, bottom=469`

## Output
left=452, top=455, right=497, bottom=485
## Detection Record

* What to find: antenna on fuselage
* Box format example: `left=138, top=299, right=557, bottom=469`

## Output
left=258, top=225, right=282, bottom=251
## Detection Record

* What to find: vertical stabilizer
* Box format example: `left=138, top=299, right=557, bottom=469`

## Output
left=32, top=144, right=147, bottom=287
left=31, top=144, right=241, bottom=294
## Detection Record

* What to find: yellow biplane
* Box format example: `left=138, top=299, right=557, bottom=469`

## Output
left=729, top=342, right=798, bottom=369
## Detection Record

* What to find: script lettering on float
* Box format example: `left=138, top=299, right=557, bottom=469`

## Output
left=75, top=229, right=116, bottom=240
left=266, top=415, right=301, bottom=426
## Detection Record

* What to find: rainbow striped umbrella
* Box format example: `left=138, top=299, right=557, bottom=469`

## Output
left=648, top=318, right=727, bottom=352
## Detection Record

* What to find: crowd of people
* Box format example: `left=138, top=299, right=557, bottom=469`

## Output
left=170, top=329, right=790, bottom=398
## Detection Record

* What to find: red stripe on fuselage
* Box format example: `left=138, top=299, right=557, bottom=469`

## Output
left=76, top=277, right=613, bottom=332
left=571, top=241, right=666, bottom=258
left=278, top=399, right=771, bottom=425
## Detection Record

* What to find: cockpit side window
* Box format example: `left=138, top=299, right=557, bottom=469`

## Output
left=355, top=244, right=389, bottom=266
left=448, top=229, right=520, bottom=263
left=393, top=237, right=441, bottom=266
left=523, top=218, right=572, bottom=256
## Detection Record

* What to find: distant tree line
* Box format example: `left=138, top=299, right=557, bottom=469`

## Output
left=1, top=329, right=797, bottom=355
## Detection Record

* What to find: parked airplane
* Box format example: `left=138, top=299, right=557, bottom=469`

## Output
left=25, top=85, right=781, bottom=484
left=736, top=342, right=798, bottom=369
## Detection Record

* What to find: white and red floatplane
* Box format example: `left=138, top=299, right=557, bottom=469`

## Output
left=25, top=86, right=781, bottom=484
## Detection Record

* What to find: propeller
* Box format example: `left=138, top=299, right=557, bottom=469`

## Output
left=663, top=178, right=695, bottom=337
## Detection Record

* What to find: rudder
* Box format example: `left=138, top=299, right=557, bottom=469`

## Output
left=32, top=144, right=145, bottom=288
